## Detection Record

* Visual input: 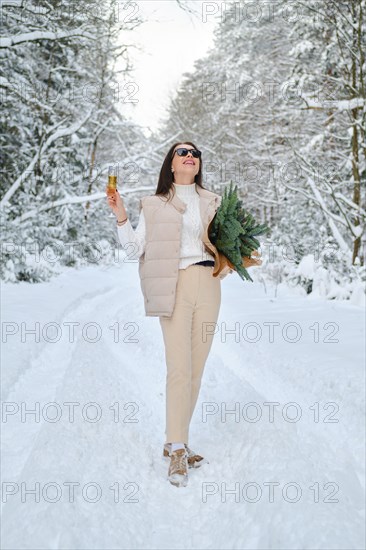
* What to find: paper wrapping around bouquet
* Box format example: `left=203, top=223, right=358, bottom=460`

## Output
left=202, top=218, right=263, bottom=278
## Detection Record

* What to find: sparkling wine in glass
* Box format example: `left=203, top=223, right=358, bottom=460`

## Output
left=107, top=164, right=118, bottom=218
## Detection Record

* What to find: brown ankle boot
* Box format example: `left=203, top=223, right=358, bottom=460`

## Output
left=163, top=443, right=207, bottom=468
left=167, top=448, right=188, bottom=487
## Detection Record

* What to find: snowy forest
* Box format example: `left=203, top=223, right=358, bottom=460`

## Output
left=1, top=0, right=365, bottom=300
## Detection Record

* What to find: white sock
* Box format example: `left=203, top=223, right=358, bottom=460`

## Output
left=171, top=442, right=185, bottom=452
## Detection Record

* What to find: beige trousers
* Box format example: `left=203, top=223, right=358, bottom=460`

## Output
left=159, top=264, right=221, bottom=445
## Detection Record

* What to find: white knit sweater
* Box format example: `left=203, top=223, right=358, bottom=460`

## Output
left=116, top=182, right=214, bottom=269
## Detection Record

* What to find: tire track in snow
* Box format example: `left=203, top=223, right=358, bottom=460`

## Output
left=2, top=268, right=365, bottom=549
left=2, top=284, right=140, bottom=501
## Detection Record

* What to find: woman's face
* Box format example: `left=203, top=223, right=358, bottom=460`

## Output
left=171, top=143, right=200, bottom=181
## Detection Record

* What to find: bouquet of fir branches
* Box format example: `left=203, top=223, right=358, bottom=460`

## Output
left=206, top=181, right=270, bottom=282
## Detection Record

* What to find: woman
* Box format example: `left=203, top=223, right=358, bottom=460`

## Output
left=107, top=142, right=231, bottom=488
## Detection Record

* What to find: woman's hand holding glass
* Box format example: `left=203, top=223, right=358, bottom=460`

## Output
left=106, top=189, right=127, bottom=223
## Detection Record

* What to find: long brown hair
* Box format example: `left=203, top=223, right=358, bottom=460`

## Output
left=155, top=141, right=206, bottom=200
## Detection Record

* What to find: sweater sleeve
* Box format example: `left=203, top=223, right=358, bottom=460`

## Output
left=116, top=208, right=146, bottom=260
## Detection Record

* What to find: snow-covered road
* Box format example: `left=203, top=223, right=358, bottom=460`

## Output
left=1, top=263, right=365, bottom=549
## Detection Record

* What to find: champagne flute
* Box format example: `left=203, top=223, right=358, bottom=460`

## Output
left=106, top=164, right=118, bottom=218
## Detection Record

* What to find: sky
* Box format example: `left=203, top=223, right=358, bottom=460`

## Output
left=118, top=0, right=218, bottom=135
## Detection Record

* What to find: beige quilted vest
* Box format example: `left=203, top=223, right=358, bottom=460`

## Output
left=138, top=184, right=230, bottom=318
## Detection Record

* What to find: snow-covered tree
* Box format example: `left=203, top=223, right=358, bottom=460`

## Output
left=0, top=0, right=149, bottom=281
left=156, top=0, right=365, bottom=302
left=283, top=0, right=365, bottom=266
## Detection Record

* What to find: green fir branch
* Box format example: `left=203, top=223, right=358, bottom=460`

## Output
left=209, top=181, right=271, bottom=281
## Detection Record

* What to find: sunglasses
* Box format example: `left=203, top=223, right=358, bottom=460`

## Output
left=172, top=147, right=202, bottom=159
